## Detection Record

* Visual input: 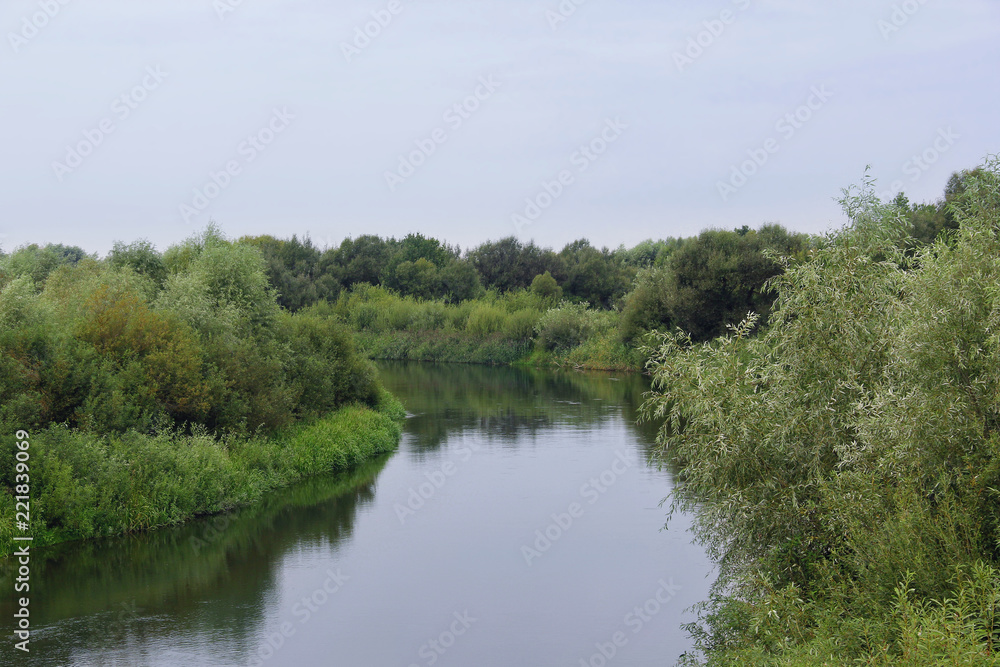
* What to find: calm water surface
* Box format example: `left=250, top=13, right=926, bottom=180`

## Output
left=1, top=362, right=713, bottom=666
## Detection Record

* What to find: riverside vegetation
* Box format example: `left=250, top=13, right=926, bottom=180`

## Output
left=242, top=225, right=817, bottom=370
left=642, top=159, right=1000, bottom=665
left=0, top=230, right=404, bottom=557
left=1, top=163, right=990, bottom=662
left=229, top=170, right=968, bottom=371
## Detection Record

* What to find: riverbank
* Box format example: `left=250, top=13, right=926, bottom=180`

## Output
left=645, top=163, right=1000, bottom=664
left=341, top=288, right=647, bottom=371
left=354, top=329, right=644, bottom=371
left=0, top=391, right=405, bottom=558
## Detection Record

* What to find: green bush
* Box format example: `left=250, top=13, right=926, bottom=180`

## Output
left=503, top=308, right=541, bottom=341
left=384, top=298, right=417, bottom=331
left=644, top=160, right=1000, bottom=664
left=535, top=301, right=597, bottom=351
left=465, top=303, right=507, bottom=336
left=0, top=399, right=403, bottom=556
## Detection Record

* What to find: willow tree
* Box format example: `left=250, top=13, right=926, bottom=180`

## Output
left=643, top=159, right=1000, bottom=664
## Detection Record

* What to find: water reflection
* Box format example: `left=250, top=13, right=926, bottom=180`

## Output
left=0, top=362, right=702, bottom=667
left=376, top=361, right=661, bottom=457
left=0, top=457, right=389, bottom=666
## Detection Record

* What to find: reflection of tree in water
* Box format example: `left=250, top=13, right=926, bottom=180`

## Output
left=0, top=363, right=678, bottom=666
left=0, top=456, right=389, bottom=667
left=377, top=361, right=663, bottom=457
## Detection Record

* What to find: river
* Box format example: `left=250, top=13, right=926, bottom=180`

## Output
left=1, top=362, right=714, bottom=666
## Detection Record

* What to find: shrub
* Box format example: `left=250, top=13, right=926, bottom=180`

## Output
left=465, top=303, right=507, bottom=336
left=643, top=160, right=1000, bottom=663
left=383, top=298, right=417, bottom=331
left=535, top=301, right=597, bottom=351
left=503, top=308, right=540, bottom=341
left=411, top=300, right=450, bottom=331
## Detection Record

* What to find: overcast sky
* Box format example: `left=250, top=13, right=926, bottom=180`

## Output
left=1, top=0, right=998, bottom=256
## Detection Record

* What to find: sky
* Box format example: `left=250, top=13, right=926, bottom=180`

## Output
left=1, top=0, right=998, bottom=256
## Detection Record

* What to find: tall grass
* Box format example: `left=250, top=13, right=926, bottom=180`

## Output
left=0, top=391, right=405, bottom=557
left=334, top=284, right=642, bottom=370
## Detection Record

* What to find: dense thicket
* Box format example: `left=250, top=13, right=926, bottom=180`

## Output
left=227, top=174, right=972, bottom=354
left=231, top=227, right=816, bottom=366
left=235, top=229, right=807, bottom=324
left=643, top=160, right=1000, bottom=665
left=0, top=227, right=379, bottom=436
left=0, top=228, right=403, bottom=555
left=620, top=225, right=813, bottom=343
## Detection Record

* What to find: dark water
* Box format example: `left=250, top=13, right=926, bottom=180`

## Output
left=1, top=362, right=713, bottom=666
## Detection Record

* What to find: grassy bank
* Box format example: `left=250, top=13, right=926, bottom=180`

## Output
left=0, top=390, right=404, bottom=558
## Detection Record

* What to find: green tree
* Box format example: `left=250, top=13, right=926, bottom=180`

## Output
left=559, top=239, right=632, bottom=308
left=392, top=258, right=441, bottom=300
left=641, top=161, right=1000, bottom=663
left=239, top=234, right=334, bottom=311
left=530, top=271, right=562, bottom=304
left=322, top=235, right=391, bottom=288
left=0, top=243, right=91, bottom=287
left=468, top=237, right=562, bottom=292
left=108, top=239, right=167, bottom=288
left=439, top=259, right=482, bottom=303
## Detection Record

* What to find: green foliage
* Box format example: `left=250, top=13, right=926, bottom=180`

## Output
left=503, top=308, right=542, bottom=341
left=0, top=226, right=383, bottom=437
left=643, top=159, right=1000, bottom=664
left=620, top=266, right=676, bottom=344
left=108, top=239, right=167, bottom=287
left=0, top=243, right=92, bottom=287
left=238, top=234, right=337, bottom=311
left=323, top=234, right=391, bottom=287
left=0, top=223, right=403, bottom=554
left=468, top=237, right=563, bottom=293
left=535, top=301, right=599, bottom=352
left=439, top=258, right=483, bottom=303
left=333, top=277, right=634, bottom=370
left=530, top=270, right=562, bottom=303
left=559, top=239, right=634, bottom=308
left=392, top=258, right=441, bottom=300
left=465, top=303, right=508, bottom=336
left=627, top=225, right=812, bottom=343
left=0, top=400, right=402, bottom=556
left=896, top=168, right=989, bottom=246
left=282, top=308, right=378, bottom=419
